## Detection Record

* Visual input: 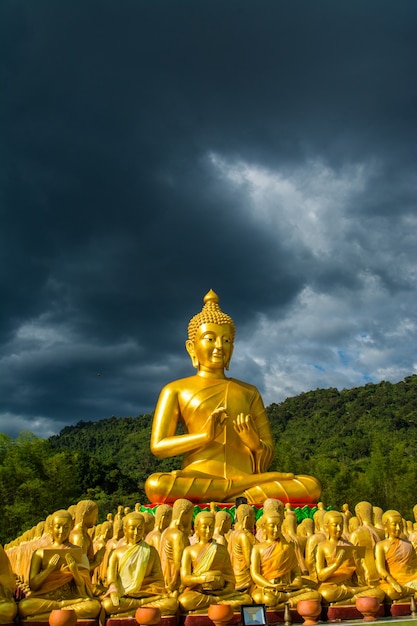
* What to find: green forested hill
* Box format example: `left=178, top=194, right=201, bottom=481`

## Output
left=1, top=375, right=416, bottom=544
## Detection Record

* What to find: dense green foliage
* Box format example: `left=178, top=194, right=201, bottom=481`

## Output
left=1, top=376, right=416, bottom=544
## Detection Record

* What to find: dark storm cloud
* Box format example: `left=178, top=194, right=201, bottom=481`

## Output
left=1, top=0, right=416, bottom=438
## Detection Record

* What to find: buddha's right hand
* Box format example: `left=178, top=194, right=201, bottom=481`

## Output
left=204, top=407, right=228, bottom=441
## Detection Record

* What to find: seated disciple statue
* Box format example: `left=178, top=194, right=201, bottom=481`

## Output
left=0, top=544, right=17, bottom=624
left=18, top=510, right=101, bottom=620
left=102, top=512, right=178, bottom=617
left=316, top=511, right=384, bottom=605
left=228, top=504, right=257, bottom=592
left=250, top=502, right=319, bottom=609
left=145, top=290, right=321, bottom=505
left=213, top=511, right=232, bottom=547
left=179, top=512, right=252, bottom=612
left=69, top=500, right=105, bottom=573
left=159, top=499, right=194, bottom=594
left=305, top=509, right=327, bottom=582
left=375, top=509, right=417, bottom=602
left=145, top=505, right=173, bottom=552
left=349, top=501, right=381, bottom=587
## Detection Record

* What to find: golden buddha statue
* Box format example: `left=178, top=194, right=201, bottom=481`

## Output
left=102, top=512, right=177, bottom=617
left=0, top=545, right=17, bottom=624
left=18, top=510, right=101, bottom=620
left=250, top=503, right=320, bottom=609
left=315, top=511, right=384, bottom=605
left=145, top=290, right=321, bottom=505
left=179, top=511, right=252, bottom=612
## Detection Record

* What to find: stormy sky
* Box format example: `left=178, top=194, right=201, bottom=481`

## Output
left=1, top=0, right=416, bottom=439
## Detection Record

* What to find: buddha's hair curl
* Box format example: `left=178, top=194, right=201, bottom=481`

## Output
left=188, top=290, right=235, bottom=342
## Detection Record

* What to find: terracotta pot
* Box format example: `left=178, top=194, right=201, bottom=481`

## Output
left=355, top=596, right=380, bottom=622
left=296, top=599, right=322, bottom=626
left=48, top=609, right=77, bottom=626
left=135, top=606, right=161, bottom=626
left=208, top=603, right=234, bottom=626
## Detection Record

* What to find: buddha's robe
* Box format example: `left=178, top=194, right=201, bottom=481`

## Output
left=379, top=539, right=417, bottom=598
left=179, top=540, right=251, bottom=612
left=18, top=547, right=101, bottom=620
left=318, top=544, right=384, bottom=605
left=103, top=540, right=177, bottom=617
left=251, top=540, right=320, bottom=609
left=146, top=377, right=321, bottom=505
left=0, top=546, right=17, bottom=624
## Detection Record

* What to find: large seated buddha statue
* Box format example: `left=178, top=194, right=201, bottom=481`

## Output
left=145, top=290, right=321, bottom=505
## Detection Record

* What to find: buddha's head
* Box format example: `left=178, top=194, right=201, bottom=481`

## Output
left=123, top=512, right=145, bottom=544
left=355, top=501, right=373, bottom=525
left=263, top=512, right=283, bottom=541
left=155, top=504, right=173, bottom=532
left=236, top=504, right=256, bottom=531
left=194, top=511, right=215, bottom=543
left=324, top=511, right=344, bottom=541
left=75, top=499, right=98, bottom=527
left=186, top=290, right=235, bottom=371
left=51, top=510, right=73, bottom=545
left=172, top=498, right=194, bottom=533
left=215, top=510, right=232, bottom=534
left=382, top=510, right=403, bottom=539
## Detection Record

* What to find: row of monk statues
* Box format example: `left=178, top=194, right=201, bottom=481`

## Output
left=4, top=498, right=417, bottom=623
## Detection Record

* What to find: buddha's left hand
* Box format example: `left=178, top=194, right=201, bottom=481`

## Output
left=233, top=413, right=261, bottom=451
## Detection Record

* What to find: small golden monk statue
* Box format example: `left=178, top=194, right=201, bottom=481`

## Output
left=0, top=545, right=17, bottom=624
left=145, top=290, right=321, bottom=505
left=159, top=499, right=194, bottom=594
left=227, top=504, right=257, bottom=592
left=250, top=502, right=320, bottom=609
left=69, top=500, right=105, bottom=573
left=18, top=510, right=101, bottom=620
left=316, top=510, right=384, bottom=605
left=375, top=509, right=417, bottom=601
left=179, top=511, right=252, bottom=612
left=145, top=505, right=173, bottom=552
left=102, top=512, right=178, bottom=617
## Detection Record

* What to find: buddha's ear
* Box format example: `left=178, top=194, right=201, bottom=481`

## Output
left=224, top=344, right=234, bottom=371
left=186, top=340, right=198, bottom=368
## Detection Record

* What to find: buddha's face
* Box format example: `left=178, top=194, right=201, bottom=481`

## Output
left=196, top=515, right=215, bottom=543
left=124, top=518, right=145, bottom=544
left=52, top=515, right=72, bottom=545
left=385, top=513, right=402, bottom=539
left=187, top=323, right=234, bottom=372
left=325, top=514, right=344, bottom=541
left=264, top=514, right=283, bottom=541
